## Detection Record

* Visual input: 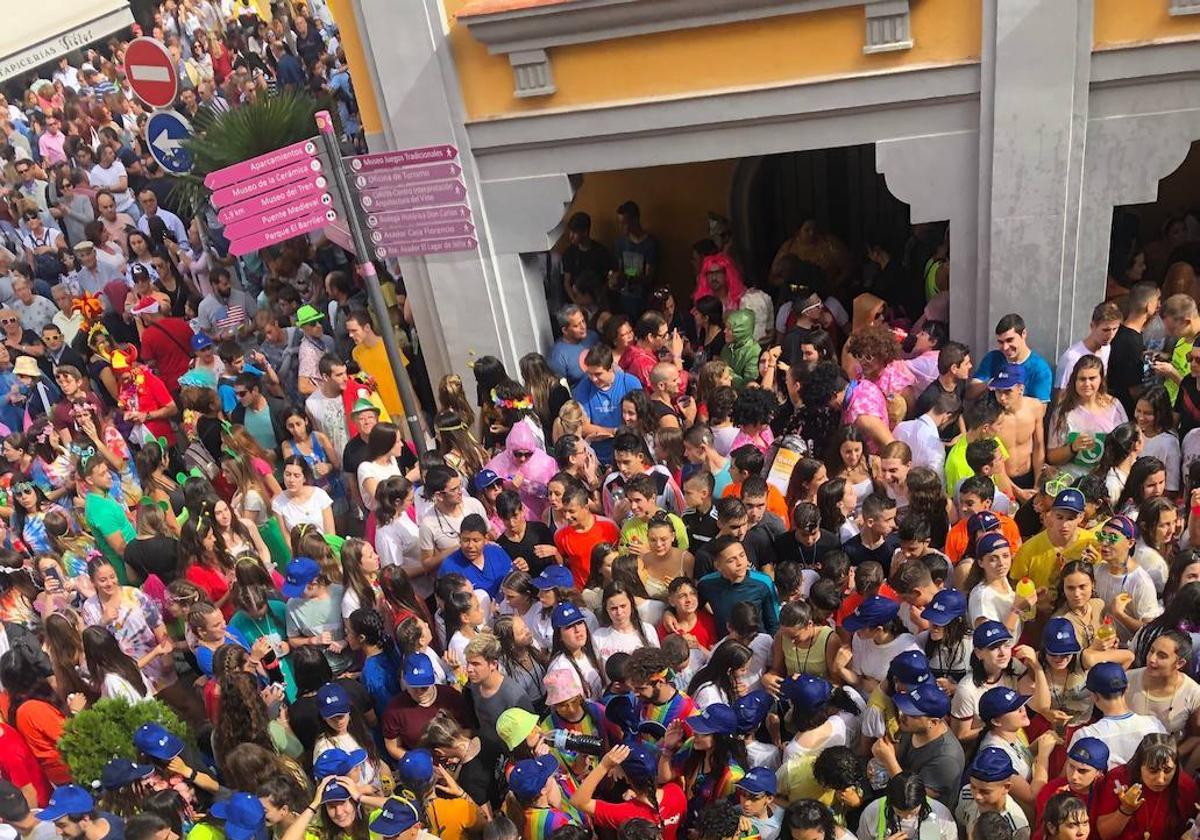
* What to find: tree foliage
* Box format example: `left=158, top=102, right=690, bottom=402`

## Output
left=59, top=698, right=191, bottom=786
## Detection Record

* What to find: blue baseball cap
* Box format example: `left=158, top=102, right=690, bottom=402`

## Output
left=842, top=594, right=901, bottom=632
left=976, top=532, right=1010, bottom=557
left=39, top=785, right=94, bottom=821
left=1043, top=617, right=1082, bottom=656
left=921, top=588, right=967, bottom=626
left=978, top=687, right=1030, bottom=722
left=316, top=683, right=351, bottom=717
left=967, top=510, right=1001, bottom=536
left=736, top=767, right=777, bottom=797
left=688, top=703, right=739, bottom=736
left=100, top=757, right=154, bottom=790
left=1052, top=488, right=1086, bottom=514
left=211, top=792, right=267, bottom=840
left=972, top=620, right=1013, bottom=649
left=312, top=746, right=367, bottom=779
left=281, top=556, right=321, bottom=598
left=133, top=722, right=184, bottom=761
left=1086, top=661, right=1128, bottom=695
left=604, top=692, right=638, bottom=736
left=551, top=602, right=587, bottom=630
left=888, top=650, right=932, bottom=688
left=320, top=782, right=353, bottom=804
left=970, top=746, right=1015, bottom=782
left=621, top=743, right=658, bottom=784
left=509, top=755, right=559, bottom=804
left=190, top=332, right=214, bottom=352
left=533, top=565, right=574, bottom=591
left=402, top=653, right=438, bottom=688
left=734, top=690, right=773, bottom=733
left=370, top=797, right=422, bottom=838
left=472, top=469, right=502, bottom=493
left=893, top=684, right=951, bottom=719
left=396, top=749, right=435, bottom=789
left=989, top=362, right=1025, bottom=390
left=781, top=675, right=832, bottom=712
left=1067, top=737, right=1110, bottom=772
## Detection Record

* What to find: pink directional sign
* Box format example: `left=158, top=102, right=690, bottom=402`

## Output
left=364, top=204, right=471, bottom=229
left=229, top=209, right=336, bottom=257
left=217, top=176, right=329, bottom=225
left=210, top=158, right=323, bottom=208
left=346, top=145, right=458, bottom=173
left=369, top=221, right=475, bottom=246
left=205, top=138, right=319, bottom=191
left=224, top=193, right=334, bottom=241
left=352, top=162, right=461, bottom=189
left=375, top=236, right=477, bottom=259
left=360, top=181, right=466, bottom=212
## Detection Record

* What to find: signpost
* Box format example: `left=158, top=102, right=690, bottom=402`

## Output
left=146, top=109, right=194, bottom=175
left=124, top=38, right=179, bottom=109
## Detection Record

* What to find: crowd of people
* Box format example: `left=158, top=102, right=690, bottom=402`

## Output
left=0, top=4, right=1199, bottom=840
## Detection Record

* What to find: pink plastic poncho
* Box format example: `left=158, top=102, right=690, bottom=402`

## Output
left=486, top=422, right=558, bottom=520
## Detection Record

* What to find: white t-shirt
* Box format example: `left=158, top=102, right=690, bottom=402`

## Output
left=305, top=390, right=349, bottom=459
left=1125, top=668, right=1200, bottom=736
left=1093, top=563, right=1162, bottom=643
left=102, top=672, right=153, bottom=703
left=1069, top=711, right=1168, bottom=768
left=783, top=713, right=857, bottom=764
left=850, top=633, right=920, bottom=683
left=951, top=672, right=1020, bottom=721
left=856, top=798, right=958, bottom=840
left=954, top=789, right=1030, bottom=840
left=376, top=514, right=426, bottom=596
left=547, top=654, right=603, bottom=699
left=1056, top=340, right=1111, bottom=389
left=89, top=161, right=135, bottom=211
left=1142, top=431, right=1182, bottom=492
left=968, top=581, right=1022, bottom=639
left=357, top=460, right=402, bottom=512
left=418, top=498, right=488, bottom=557
left=591, top=622, right=659, bottom=668
left=692, top=682, right=733, bottom=709
left=271, top=487, right=333, bottom=531
left=978, top=731, right=1032, bottom=781
left=1133, top=543, right=1169, bottom=596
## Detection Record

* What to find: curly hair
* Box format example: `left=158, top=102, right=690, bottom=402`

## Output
left=212, top=670, right=275, bottom=763
left=705, top=385, right=738, bottom=425
left=731, top=387, right=778, bottom=428
left=845, top=324, right=901, bottom=366
left=802, top=361, right=848, bottom=409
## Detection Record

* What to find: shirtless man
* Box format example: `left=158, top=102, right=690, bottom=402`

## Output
left=989, top=362, right=1044, bottom=502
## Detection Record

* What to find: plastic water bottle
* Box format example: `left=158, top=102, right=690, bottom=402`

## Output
left=1015, top=577, right=1037, bottom=620
left=547, top=729, right=605, bottom=757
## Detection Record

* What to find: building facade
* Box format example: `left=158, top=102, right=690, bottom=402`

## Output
left=332, top=0, right=1200, bottom=388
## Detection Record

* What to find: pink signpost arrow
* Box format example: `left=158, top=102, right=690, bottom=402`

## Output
left=375, top=236, right=478, bottom=259
left=217, top=176, right=329, bottom=225
left=205, top=138, right=319, bottom=191
left=345, top=145, right=458, bottom=173
left=323, top=221, right=355, bottom=255
left=351, top=162, right=461, bottom=189
left=229, top=209, right=335, bottom=257
left=223, top=193, right=335, bottom=240
left=210, top=158, right=323, bottom=208
left=364, top=204, right=472, bottom=229
left=359, top=181, right=466, bottom=212
left=369, top=221, right=475, bottom=245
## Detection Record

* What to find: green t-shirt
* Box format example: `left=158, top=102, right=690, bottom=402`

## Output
left=1167, top=336, right=1189, bottom=404
left=84, top=490, right=134, bottom=584
left=619, top=511, right=689, bottom=554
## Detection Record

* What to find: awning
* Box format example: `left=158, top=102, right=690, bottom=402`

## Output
left=0, top=0, right=134, bottom=83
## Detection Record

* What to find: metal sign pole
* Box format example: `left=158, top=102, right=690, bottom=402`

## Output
left=314, top=110, right=428, bottom=457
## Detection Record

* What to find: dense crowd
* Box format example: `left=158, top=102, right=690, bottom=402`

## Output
left=0, top=5, right=1199, bottom=840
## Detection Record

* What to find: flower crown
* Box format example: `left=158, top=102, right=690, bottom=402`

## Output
left=491, top=389, right=532, bottom=411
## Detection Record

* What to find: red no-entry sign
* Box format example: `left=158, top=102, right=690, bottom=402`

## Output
left=124, top=37, right=179, bottom=109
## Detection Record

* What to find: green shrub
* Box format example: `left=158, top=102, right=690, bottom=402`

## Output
left=59, top=698, right=191, bottom=786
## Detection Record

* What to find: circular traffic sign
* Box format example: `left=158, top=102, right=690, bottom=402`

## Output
left=124, top=38, right=179, bottom=109
left=146, top=109, right=194, bottom=175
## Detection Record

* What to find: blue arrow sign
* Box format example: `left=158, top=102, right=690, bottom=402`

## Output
left=146, top=109, right=194, bottom=176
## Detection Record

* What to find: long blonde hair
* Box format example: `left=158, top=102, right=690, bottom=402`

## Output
left=437, top=374, right=476, bottom=429
left=554, top=400, right=586, bottom=442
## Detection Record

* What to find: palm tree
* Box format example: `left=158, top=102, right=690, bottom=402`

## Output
left=172, top=88, right=338, bottom=222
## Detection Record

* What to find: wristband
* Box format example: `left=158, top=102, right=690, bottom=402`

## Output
left=1119, top=806, right=1135, bottom=817
left=187, top=769, right=198, bottom=783
left=1190, top=504, right=1200, bottom=518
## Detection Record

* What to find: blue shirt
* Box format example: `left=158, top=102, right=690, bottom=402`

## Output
left=360, top=649, right=402, bottom=722
left=437, top=543, right=514, bottom=600
left=195, top=627, right=251, bottom=676
left=548, top=332, right=599, bottom=388
left=697, top=568, right=780, bottom=635
left=572, top=370, right=642, bottom=462
left=973, top=348, right=1054, bottom=403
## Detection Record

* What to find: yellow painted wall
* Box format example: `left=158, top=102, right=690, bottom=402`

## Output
left=446, top=0, right=982, bottom=121
left=328, top=0, right=382, bottom=134
left=1094, top=0, right=1200, bottom=49
left=559, top=160, right=737, bottom=296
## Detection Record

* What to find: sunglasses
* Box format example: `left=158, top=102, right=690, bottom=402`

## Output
left=12, top=483, right=34, bottom=495
left=1096, top=530, right=1125, bottom=545
left=1, top=318, right=16, bottom=325
left=513, top=450, right=533, bottom=459
left=233, top=390, right=249, bottom=398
